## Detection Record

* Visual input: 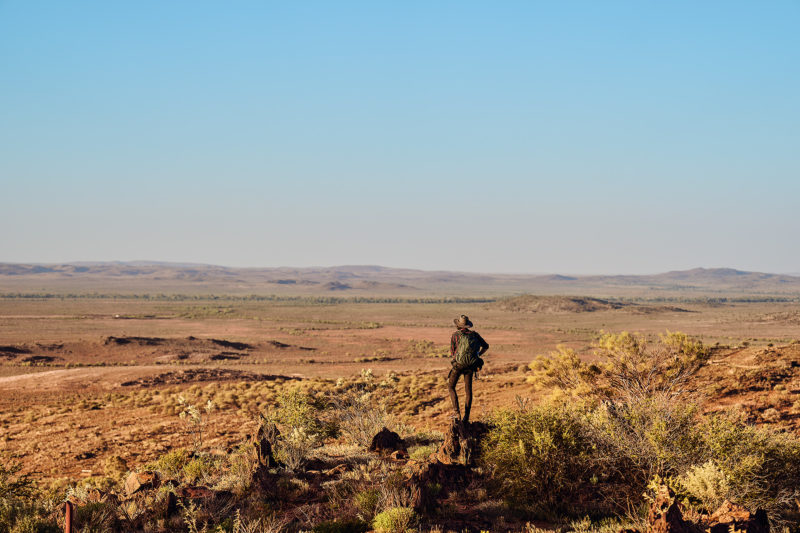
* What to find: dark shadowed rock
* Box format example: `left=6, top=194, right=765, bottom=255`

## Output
left=407, top=459, right=471, bottom=512
left=253, top=436, right=278, bottom=467
left=647, top=486, right=694, bottom=533
left=164, top=491, right=178, bottom=518
left=251, top=465, right=281, bottom=498
left=369, top=427, right=407, bottom=455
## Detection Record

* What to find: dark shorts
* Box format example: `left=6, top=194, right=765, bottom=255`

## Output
left=450, top=356, right=484, bottom=375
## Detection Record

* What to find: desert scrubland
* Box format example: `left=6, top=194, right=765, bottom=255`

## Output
left=1, top=264, right=799, bottom=532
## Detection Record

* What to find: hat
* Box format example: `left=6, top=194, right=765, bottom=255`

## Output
left=454, top=315, right=473, bottom=328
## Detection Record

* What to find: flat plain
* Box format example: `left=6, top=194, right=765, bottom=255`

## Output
left=3, top=263, right=800, bottom=531
left=2, top=289, right=800, bottom=483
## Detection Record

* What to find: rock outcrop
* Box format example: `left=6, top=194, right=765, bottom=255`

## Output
left=436, top=420, right=489, bottom=466
left=252, top=421, right=280, bottom=468
left=647, top=486, right=694, bottom=533
left=407, top=458, right=471, bottom=512
left=647, top=486, right=769, bottom=533
left=707, top=500, right=769, bottom=533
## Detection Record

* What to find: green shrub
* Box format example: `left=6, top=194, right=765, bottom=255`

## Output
left=0, top=458, right=57, bottom=533
left=354, top=488, right=380, bottom=520
left=408, top=444, right=437, bottom=462
left=0, top=458, right=33, bottom=500
left=481, top=402, right=597, bottom=514
left=531, top=331, right=710, bottom=403
left=275, top=427, right=316, bottom=472
left=589, top=396, right=704, bottom=486
left=700, top=413, right=800, bottom=524
left=183, top=455, right=217, bottom=485
left=273, top=387, right=321, bottom=436
left=148, top=449, right=190, bottom=480
left=678, top=460, right=730, bottom=512
left=213, top=444, right=256, bottom=495
left=5, top=507, right=59, bottom=533
left=334, top=392, right=392, bottom=448
left=73, top=501, right=115, bottom=533
left=372, top=507, right=416, bottom=533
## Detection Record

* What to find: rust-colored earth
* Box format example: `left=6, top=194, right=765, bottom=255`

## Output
left=1, top=297, right=799, bottom=483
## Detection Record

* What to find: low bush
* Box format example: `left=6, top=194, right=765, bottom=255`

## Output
left=491, top=331, right=800, bottom=526
left=354, top=488, right=380, bottom=520
left=148, top=448, right=190, bottom=480
left=0, top=458, right=59, bottom=533
left=372, top=506, right=416, bottom=533
left=183, top=455, right=217, bottom=485
left=699, top=413, right=800, bottom=523
left=481, top=402, right=598, bottom=515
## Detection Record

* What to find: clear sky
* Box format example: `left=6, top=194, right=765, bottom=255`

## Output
left=1, top=1, right=798, bottom=274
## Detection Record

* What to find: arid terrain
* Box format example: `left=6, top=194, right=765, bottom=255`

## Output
left=1, top=263, right=800, bottom=531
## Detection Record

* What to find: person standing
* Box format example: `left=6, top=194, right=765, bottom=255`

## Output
left=448, top=314, right=489, bottom=423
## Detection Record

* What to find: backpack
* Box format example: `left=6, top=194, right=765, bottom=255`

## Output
left=452, top=330, right=482, bottom=372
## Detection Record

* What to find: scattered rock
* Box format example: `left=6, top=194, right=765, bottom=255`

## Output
left=707, top=500, right=769, bottom=533
left=646, top=486, right=769, bottom=533
left=74, top=451, right=96, bottom=460
left=369, top=427, right=407, bottom=455
left=124, top=471, right=159, bottom=496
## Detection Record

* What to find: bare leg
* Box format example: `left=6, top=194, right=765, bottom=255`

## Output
left=463, top=371, right=473, bottom=423
left=447, top=369, right=462, bottom=419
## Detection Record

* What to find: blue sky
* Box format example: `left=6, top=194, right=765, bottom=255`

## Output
left=1, top=1, right=798, bottom=274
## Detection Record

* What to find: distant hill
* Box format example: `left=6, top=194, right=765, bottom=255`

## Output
left=487, top=295, right=690, bottom=314
left=488, top=295, right=625, bottom=313
left=1, top=262, right=800, bottom=298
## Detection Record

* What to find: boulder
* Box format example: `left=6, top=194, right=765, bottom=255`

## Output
left=707, top=500, right=769, bottom=533
left=369, top=427, right=407, bottom=455
left=124, top=471, right=159, bottom=496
